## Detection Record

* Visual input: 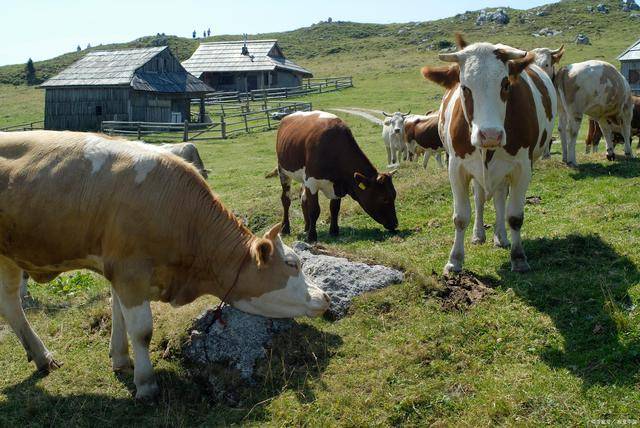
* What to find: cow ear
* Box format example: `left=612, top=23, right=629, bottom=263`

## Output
left=508, top=52, right=535, bottom=81
left=264, top=223, right=282, bottom=241
left=422, top=64, right=460, bottom=89
left=552, top=45, right=565, bottom=64
left=251, top=238, right=274, bottom=269
left=455, top=33, right=468, bottom=49
left=354, top=172, right=371, bottom=190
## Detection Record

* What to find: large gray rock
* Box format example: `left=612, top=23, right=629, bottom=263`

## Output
left=576, top=34, right=591, bottom=45
left=182, top=242, right=404, bottom=385
left=476, top=9, right=510, bottom=26
left=292, top=242, right=404, bottom=319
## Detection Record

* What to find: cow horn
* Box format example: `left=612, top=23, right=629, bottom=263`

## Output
left=495, top=47, right=528, bottom=62
left=550, top=44, right=565, bottom=55
left=439, top=52, right=460, bottom=63
left=388, top=169, right=398, bottom=176
left=382, top=111, right=391, bottom=117
left=402, top=110, right=412, bottom=117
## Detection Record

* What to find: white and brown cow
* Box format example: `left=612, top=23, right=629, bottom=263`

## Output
left=382, top=111, right=411, bottom=166
left=555, top=60, right=634, bottom=165
left=423, top=35, right=556, bottom=273
left=404, top=113, right=446, bottom=169
left=277, top=111, right=398, bottom=242
left=0, top=131, right=329, bottom=400
left=159, top=142, right=211, bottom=179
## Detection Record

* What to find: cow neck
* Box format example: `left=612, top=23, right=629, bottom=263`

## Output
left=194, top=194, right=254, bottom=298
left=343, top=141, right=378, bottom=198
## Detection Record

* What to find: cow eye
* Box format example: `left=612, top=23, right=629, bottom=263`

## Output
left=285, top=259, right=298, bottom=269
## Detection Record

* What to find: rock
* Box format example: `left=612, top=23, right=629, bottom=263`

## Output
left=623, top=0, right=640, bottom=11
left=476, top=9, right=510, bottom=26
left=596, top=3, right=610, bottom=13
left=576, top=34, right=591, bottom=45
left=292, top=242, right=404, bottom=319
left=534, top=28, right=562, bottom=37
left=536, top=7, right=551, bottom=16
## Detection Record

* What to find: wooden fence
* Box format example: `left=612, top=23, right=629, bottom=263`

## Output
left=0, top=121, right=44, bottom=132
left=101, top=101, right=312, bottom=141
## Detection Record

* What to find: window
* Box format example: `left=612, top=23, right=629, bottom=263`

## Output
left=95, top=105, right=103, bottom=116
left=218, top=74, right=235, bottom=85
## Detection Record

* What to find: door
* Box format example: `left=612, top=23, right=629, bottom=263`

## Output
left=247, top=75, right=258, bottom=91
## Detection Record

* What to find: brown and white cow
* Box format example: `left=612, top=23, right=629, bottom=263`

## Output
left=159, top=142, right=211, bottom=179
left=0, top=131, right=329, bottom=400
left=404, top=113, right=446, bottom=169
left=586, top=95, right=640, bottom=153
left=277, top=111, right=398, bottom=242
left=555, top=60, right=634, bottom=165
left=422, top=35, right=556, bottom=273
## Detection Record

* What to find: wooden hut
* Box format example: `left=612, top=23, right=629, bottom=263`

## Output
left=618, top=38, right=640, bottom=94
left=41, top=46, right=212, bottom=131
left=182, top=40, right=313, bottom=92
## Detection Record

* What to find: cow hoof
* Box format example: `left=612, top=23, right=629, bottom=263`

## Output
left=471, top=234, right=486, bottom=245
left=511, top=259, right=531, bottom=273
left=135, top=381, right=160, bottom=402
left=306, top=233, right=318, bottom=243
left=329, top=228, right=339, bottom=237
left=606, top=152, right=616, bottom=161
left=626, top=152, right=635, bottom=159
left=112, top=356, right=134, bottom=373
left=443, top=262, right=462, bottom=275
left=493, top=235, right=510, bottom=249
left=281, top=225, right=291, bottom=235
left=566, top=162, right=578, bottom=169
left=37, top=355, right=63, bottom=375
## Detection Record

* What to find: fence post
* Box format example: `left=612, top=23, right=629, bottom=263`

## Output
left=266, top=109, right=272, bottom=130
left=137, top=123, right=142, bottom=140
left=183, top=120, right=189, bottom=142
left=244, top=112, right=249, bottom=133
left=221, top=115, right=226, bottom=139
left=100, top=121, right=104, bottom=134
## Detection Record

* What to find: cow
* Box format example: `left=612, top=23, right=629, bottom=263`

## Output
left=404, top=113, right=446, bottom=169
left=0, top=131, right=330, bottom=400
left=422, top=34, right=556, bottom=273
left=585, top=95, right=640, bottom=153
left=382, top=111, right=411, bottom=166
left=159, top=142, right=210, bottom=179
left=555, top=60, right=634, bottom=165
left=276, top=111, right=398, bottom=242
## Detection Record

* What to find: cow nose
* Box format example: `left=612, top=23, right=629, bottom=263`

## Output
left=478, top=128, right=504, bottom=148
left=394, top=129, right=401, bottom=134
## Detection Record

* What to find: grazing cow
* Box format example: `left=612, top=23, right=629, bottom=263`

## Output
left=585, top=95, right=640, bottom=153
left=277, top=111, right=398, bottom=242
left=555, top=60, right=634, bottom=165
left=422, top=35, right=556, bottom=273
left=159, top=142, right=210, bottom=179
left=382, top=111, right=411, bottom=166
left=404, top=113, right=446, bottom=169
left=0, top=131, right=329, bottom=400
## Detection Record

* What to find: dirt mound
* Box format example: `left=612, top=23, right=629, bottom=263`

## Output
left=433, top=272, right=494, bottom=311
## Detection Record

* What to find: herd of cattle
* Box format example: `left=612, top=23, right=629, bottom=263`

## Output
left=0, top=33, right=637, bottom=400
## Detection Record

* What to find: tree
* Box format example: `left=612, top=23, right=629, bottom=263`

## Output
left=77, top=45, right=81, bottom=52
left=203, top=30, right=206, bottom=38
left=207, top=28, right=211, bottom=37
left=86, top=43, right=91, bottom=49
left=192, top=30, right=196, bottom=38
left=25, top=58, right=36, bottom=85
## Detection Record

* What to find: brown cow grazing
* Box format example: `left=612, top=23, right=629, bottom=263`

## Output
left=0, top=131, right=329, bottom=400
left=277, top=111, right=398, bottom=242
left=423, top=35, right=556, bottom=273
left=586, top=96, right=640, bottom=153
left=404, top=113, right=446, bottom=169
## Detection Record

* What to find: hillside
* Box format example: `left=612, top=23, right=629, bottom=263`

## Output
left=1, top=0, right=639, bottom=86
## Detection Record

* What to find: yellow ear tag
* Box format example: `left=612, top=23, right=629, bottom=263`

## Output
left=358, top=183, right=367, bottom=190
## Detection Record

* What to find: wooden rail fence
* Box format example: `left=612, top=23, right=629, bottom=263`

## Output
left=0, top=121, right=44, bottom=132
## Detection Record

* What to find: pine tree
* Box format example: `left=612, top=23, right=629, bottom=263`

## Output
left=77, top=45, right=81, bottom=52
left=25, top=58, right=36, bottom=85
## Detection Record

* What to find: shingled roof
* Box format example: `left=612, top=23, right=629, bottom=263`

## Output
left=619, top=38, right=640, bottom=62
left=182, top=40, right=313, bottom=78
left=41, top=46, right=211, bottom=93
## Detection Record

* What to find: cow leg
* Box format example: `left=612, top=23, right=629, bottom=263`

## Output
left=302, top=187, right=320, bottom=242
left=444, top=165, right=471, bottom=274
left=565, top=116, right=581, bottom=166
left=301, top=187, right=310, bottom=233
left=620, top=112, right=634, bottom=158
left=598, top=121, right=617, bottom=161
left=471, top=180, right=486, bottom=245
left=422, top=150, right=432, bottom=169
left=117, top=295, right=158, bottom=400
left=507, top=167, right=532, bottom=273
left=329, top=198, right=341, bottom=236
left=0, top=256, right=61, bottom=373
left=279, top=169, right=293, bottom=235
left=110, top=287, right=133, bottom=373
left=492, top=182, right=510, bottom=248
left=435, top=151, right=444, bottom=168
left=558, top=110, right=570, bottom=164
left=19, top=272, right=28, bottom=301
left=385, top=144, right=392, bottom=166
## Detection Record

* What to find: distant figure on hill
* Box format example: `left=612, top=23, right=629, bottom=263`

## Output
left=207, top=28, right=211, bottom=37
left=192, top=30, right=196, bottom=38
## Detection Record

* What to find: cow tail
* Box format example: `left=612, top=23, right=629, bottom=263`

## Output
left=264, top=167, right=279, bottom=179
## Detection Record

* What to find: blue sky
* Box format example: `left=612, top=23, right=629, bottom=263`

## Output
left=1, top=0, right=554, bottom=66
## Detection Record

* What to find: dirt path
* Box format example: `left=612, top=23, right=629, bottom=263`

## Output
left=331, top=108, right=384, bottom=125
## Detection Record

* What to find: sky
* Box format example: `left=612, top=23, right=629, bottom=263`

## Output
left=0, top=0, right=554, bottom=66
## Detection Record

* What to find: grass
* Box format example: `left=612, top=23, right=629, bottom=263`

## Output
left=1, top=0, right=640, bottom=425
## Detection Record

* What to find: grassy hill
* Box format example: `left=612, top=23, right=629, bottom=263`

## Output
left=2, top=0, right=640, bottom=426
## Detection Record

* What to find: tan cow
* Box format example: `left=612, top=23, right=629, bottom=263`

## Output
left=555, top=60, right=634, bottom=165
left=0, top=131, right=329, bottom=400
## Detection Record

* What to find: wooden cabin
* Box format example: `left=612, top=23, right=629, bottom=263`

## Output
left=619, top=38, right=640, bottom=95
left=182, top=40, right=313, bottom=92
left=40, top=47, right=212, bottom=131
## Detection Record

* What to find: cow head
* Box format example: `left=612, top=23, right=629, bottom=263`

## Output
left=531, top=45, right=565, bottom=79
left=383, top=111, right=411, bottom=135
left=353, top=171, right=398, bottom=231
left=230, top=224, right=330, bottom=318
left=422, top=34, right=535, bottom=150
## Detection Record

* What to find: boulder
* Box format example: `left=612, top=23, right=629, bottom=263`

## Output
left=596, top=3, right=610, bottom=13
left=476, top=9, right=510, bottom=26
left=576, top=34, right=591, bottom=45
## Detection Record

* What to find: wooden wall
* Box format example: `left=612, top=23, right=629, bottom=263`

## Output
left=621, top=61, right=640, bottom=95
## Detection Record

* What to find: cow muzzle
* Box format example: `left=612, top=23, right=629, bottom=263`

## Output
left=477, top=128, right=505, bottom=149
left=306, top=286, right=331, bottom=317
left=394, top=128, right=402, bottom=134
